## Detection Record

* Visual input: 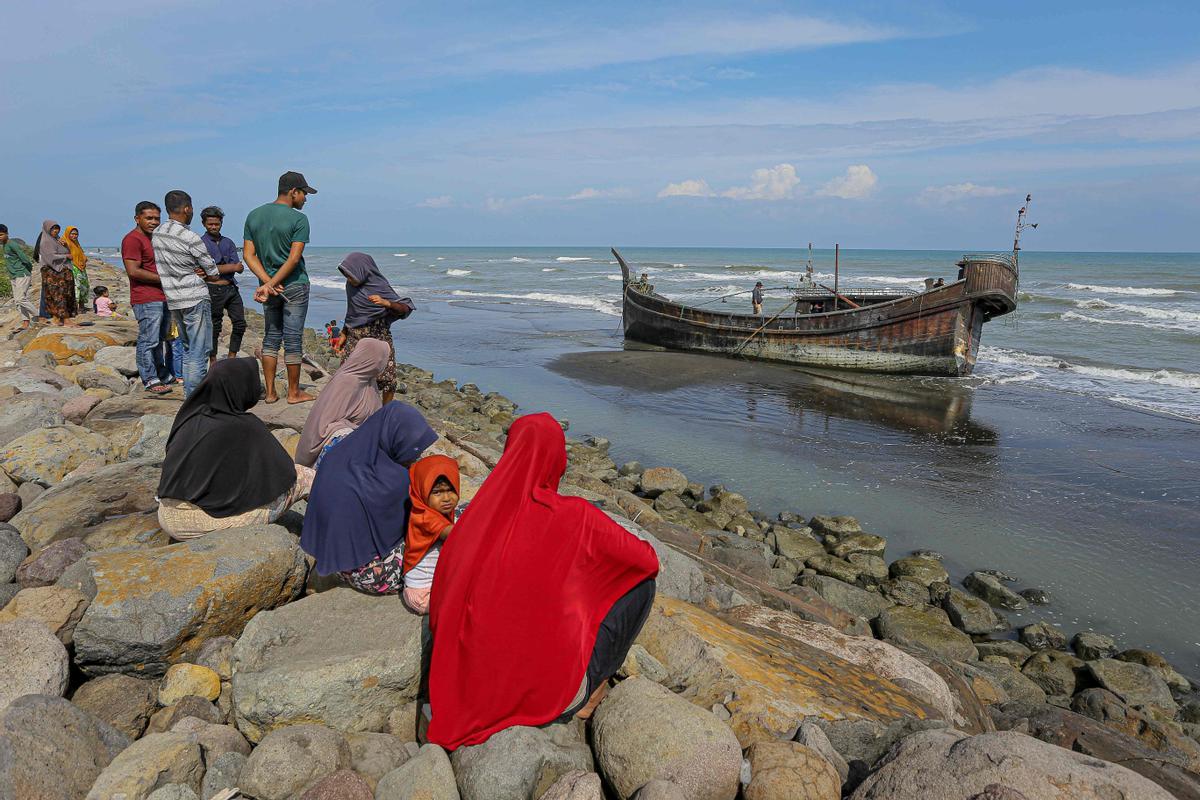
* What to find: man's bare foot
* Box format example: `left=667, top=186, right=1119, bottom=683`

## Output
left=264, top=393, right=280, bottom=404
left=287, top=391, right=316, bottom=404
left=574, top=682, right=609, bottom=720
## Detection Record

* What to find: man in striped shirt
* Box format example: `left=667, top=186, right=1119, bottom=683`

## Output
left=152, top=189, right=219, bottom=397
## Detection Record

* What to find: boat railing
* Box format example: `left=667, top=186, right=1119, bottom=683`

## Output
left=788, top=286, right=918, bottom=299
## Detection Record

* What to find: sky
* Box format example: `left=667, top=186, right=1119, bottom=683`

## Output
left=2, top=1, right=1199, bottom=251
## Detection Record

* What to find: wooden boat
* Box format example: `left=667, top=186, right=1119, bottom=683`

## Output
left=613, top=201, right=1035, bottom=376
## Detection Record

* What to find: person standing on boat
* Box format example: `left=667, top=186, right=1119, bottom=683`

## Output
left=631, top=272, right=653, bottom=294
left=752, top=281, right=764, bottom=315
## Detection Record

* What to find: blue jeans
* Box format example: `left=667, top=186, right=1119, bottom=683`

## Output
left=261, top=282, right=310, bottom=365
left=167, top=336, right=184, bottom=381
left=132, top=301, right=170, bottom=387
left=171, top=300, right=213, bottom=397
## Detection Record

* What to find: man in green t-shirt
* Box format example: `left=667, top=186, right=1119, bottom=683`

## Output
left=0, top=224, right=37, bottom=329
left=244, top=171, right=316, bottom=404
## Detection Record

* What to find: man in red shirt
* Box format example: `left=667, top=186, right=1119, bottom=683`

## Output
left=121, top=201, right=173, bottom=394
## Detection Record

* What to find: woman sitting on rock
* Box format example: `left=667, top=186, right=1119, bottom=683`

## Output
left=157, top=358, right=315, bottom=540
left=300, top=403, right=438, bottom=594
left=402, top=454, right=462, bottom=614
left=294, top=338, right=391, bottom=468
left=333, top=252, right=414, bottom=405
left=427, top=413, right=660, bottom=749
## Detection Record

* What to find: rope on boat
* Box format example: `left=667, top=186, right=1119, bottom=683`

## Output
left=689, top=286, right=793, bottom=309
left=732, top=301, right=795, bottom=357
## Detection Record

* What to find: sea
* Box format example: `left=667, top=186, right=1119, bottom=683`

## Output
left=92, top=245, right=1200, bottom=673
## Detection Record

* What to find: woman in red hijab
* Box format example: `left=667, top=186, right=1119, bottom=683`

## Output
left=427, top=413, right=659, bottom=750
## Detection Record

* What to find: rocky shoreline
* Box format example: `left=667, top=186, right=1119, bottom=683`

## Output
left=0, top=256, right=1197, bottom=799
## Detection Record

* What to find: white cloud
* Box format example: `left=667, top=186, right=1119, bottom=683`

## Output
left=917, top=183, right=1010, bottom=205
left=816, top=165, right=878, bottom=199
left=417, top=195, right=454, bottom=208
left=658, top=179, right=715, bottom=198
left=568, top=187, right=633, bottom=200
left=722, top=163, right=801, bottom=200
left=484, top=194, right=544, bottom=212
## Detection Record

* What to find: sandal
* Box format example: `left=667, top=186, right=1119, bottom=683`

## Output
left=144, top=383, right=172, bottom=395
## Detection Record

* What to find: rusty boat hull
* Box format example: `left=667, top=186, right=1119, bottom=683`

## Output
left=614, top=250, right=1019, bottom=377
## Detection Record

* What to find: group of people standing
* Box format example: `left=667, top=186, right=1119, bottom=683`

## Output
left=0, top=220, right=97, bottom=329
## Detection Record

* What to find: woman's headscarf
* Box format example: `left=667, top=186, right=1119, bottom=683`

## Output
left=294, top=338, right=390, bottom=466
left=405, top=455, right=461, bottom=574
left=300, top=403, right=438, bottom=575
left=157, top=358, right=297, bottom=517
left=427, top=413, right=659, bottom=750
left=38, top=220, right=71, bottom=273
left=339, top=252, right=415, bottom=329
left=61, top=226, right=87, bottom=269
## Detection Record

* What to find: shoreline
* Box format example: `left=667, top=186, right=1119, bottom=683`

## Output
left=0, top=255, right=1196, bottom=797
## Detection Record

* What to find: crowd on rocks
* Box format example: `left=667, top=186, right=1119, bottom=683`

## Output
left=0, top=235, right=1198, bottom=798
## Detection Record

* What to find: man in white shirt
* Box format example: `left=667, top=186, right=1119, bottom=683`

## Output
left=152, top=189, right=219, bottom=397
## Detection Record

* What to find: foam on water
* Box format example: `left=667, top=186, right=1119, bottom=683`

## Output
left=450, top=289, right=620, bottom=316
left=309, top=276, right=344, bottom=290
left=556, top=256, right=591, bottom=262
left=1066, top=283, right=1186, bottom=296
left=446, top=269, right=472, bottom=276
left=1062, top=311, right=1199, bottom=334
left=393, top=253, right=409, bottom=256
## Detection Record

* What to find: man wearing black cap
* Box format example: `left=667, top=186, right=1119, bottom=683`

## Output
left=243, top=170, right=316, bottom=404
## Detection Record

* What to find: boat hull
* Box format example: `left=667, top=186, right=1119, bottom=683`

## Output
left=617, top=253, right=1015, bottom=377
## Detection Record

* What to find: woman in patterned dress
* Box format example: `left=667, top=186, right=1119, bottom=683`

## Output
left=334, top=252, right=414, bottom=404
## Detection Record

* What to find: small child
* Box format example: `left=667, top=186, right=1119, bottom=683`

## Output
left=92, top=286, right=120, bottom=317
left=403, top=455, right=461, bottom=615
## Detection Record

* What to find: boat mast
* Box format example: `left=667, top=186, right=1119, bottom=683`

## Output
left=833, top=243, right=840, bottom=311
left=1012, top=194, right=1037, bottom=270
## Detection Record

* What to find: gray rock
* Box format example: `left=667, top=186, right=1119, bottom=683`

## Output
left=973, top=640, right=1032, bottom=668
left=878, top=578, right=930, bottom=607
left=591, top=677, right=741, bottom=800
left=15, top=537, right=88, bottom=587
left=0, top=392, right=65, bottom=447
left=798, top=575, right=889, bottom=621
left=942, top=588, right=1002, bottom=635
left=0, top=493, right=20, bottom=523
left=873, top=605, right=978, bottom=663
left=451, top=720, right=593, bottom=800
left=796, top=721, right=850, bottom=785
left=297, top=769, right=374, bottom=799
left=148, top=696, right=225, bottom=734
left=146, top=785, right=200, bottom=800
left=72, top=672, right=160, bottom=739
left=824, top=531, right=886, bottom=560
left=16, top=480, right=44, bottom=507
left=962, top=572, right=1027, bottom=610
left=1021, top=651, right=1080, bottom=697
left=1088, top=658, right=1177, bottom=714
left=0, top=694, right=129, bottom=800
left=232, top=588, right=423, bottom=743
left=128, top=414, right=174, bottom=460
left=1018, top=588, right=1050, bottom=605
left=888, top=556, right=948, bottom=587
left=806, top=553, right=862, bottom=584
left=0, top=528, right=28, bottom=584
left=965, top=661, right=1047, bottom=705
left=168, top=718, right=250, bottom=762
left=618, top=461, right=643, bottom=477
left=0, top=618, right=69, bottom=713
left=743, top=740, right=842, bottom=800
left=74, top=525, right=308, bottom=677
left=15, top=351, right=58, bottom=370
left=1072, top=631, right=1118, bottom=660
left=86, top=731, right=205, bottom=800
left=375, top=743, right=460, bottom=800
left=239, top=724, right=352, bottom=800
left=346, top=731, right=410, bottom=792
left=639, top=467, right=688, bottom=498
left=1115, top=649, right=1192, bottom=693
left=539, top=770, right=603, bottom=800
left=709, top=545, right=771, bottom=581
left=808, top=515, right=861, bottom=537
left=1018, top=621, right=1067, bottom=652
left=0, top=583, right=18, bottom=610
left=94, top=345, right=140, bottom=376
left=816, top=716, right=949, bottom=788
left=632, top=781, right=688, bottom=800
left=618, top=643, right=670, bottom=685
left=199, top=751, right=246, bottom=800
left=193, top=635, right=236, bottom=681
left=849, top=729, right=1174, bottom=799
left=847, top=553, right=888, bottom=585
left=768, top=527, right=823, bottom=561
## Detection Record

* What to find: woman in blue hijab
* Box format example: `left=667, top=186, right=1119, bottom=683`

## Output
left=301, top=402, right=438, bottom=593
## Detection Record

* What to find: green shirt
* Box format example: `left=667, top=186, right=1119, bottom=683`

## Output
left=243, top=202, right=310, bottom=287
left=2, top=240, right=33, bottom=279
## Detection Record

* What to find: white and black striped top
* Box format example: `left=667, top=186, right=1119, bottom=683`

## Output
left=152, top=219, right=218, bottom=310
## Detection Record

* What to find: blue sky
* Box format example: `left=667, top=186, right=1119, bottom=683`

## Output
left=3, top=1, right=1198, bottom=250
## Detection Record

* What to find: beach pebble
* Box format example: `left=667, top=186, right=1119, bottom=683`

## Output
left=1072, top=631, right=1118, bottom=660
left=592, top=677, right=741, bottom=800
left=71, top=672, right=159, bottom=740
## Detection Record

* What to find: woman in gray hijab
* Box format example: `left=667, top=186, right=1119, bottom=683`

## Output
left=37, top=220, right=78, bottom=326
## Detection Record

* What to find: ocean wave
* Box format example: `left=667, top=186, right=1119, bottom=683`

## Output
left=450, top=289, right=620, bottom=316
left=672, top=269, right=826, bottom=283
left=556, top=256, right=591, bottom=262
left=542, top=268, right=560, bottom=272
left=1066, top=283, right=1186, bottom=296
left=979, top=346, right=1200, bottom=390
left=436, top=256, right=445, bottom=260
left=393, top=253, right=409, bottom=256
left=509, top=257, right=532, bottom=263
left=445, top=269, right=472, bottom=276
left=310, top=276, right=344, bottom=290
left=1062, top=310, right=1198, bottom=333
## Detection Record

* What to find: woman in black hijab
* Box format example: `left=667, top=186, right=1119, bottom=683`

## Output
left=157, top=358, right=315, bottom=540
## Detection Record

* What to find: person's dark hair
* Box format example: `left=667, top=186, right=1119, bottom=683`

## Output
left=164, top=190, right=192, bottom=214
left=93, top=285, right=108, bottom=296
left=200, top=205, right=224, bottom=221
left=431, top=475, right=456, bottom=493
left=0, top=224, right=7, bottom=234
left=135, top=201, right=160, bottom=216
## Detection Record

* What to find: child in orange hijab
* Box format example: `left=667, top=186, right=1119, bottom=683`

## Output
left=403, top=454, right=460, bottom=614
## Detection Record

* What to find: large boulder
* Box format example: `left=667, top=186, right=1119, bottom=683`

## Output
left=796, top=575, right=889, bottom=621
left=11, top=458, right=165, bottom=550
left=0, top=365, right=73, bottom=394
left=1071, top=689, right=1200, bottom=772
left=887, top=556, right=948, bottom=587
left=85, top=731, right=204, bottom=800
left=636, top=598, right=940, bottom=746
left=873, top=605, right=978, bottom=663
left=23, top=327, right=129, bottom=365
left=1087, top=658, right=1177, bottom=715
left=82, top=394, right=183, bottom=435
left=231, top=588, right=423, bottom=742
left=940, top=588, right=1001, bottom=635
left=0, top=694, right=129, bottom=800
left=962, top=571, right=1027, bottom=610
left=1018, top=620, right=1067, bottom=652
left=591, top=678, right=740, bottom=800
left=0, top=424, right=117, bottom=486
left=0, top=392, right=65, bottom=448
left=74, top=525, right=308, bottom=676
left=94, top=345, right=139, bottom=376
left=375, top=743, right=460, bottom=800
left=850, top=728, right=1174, bottom=799
left=0, top=584, right=89, bottom=644
left=238, top=724, right=353, bottom=800
left=451, top=720, right=594, bottom=800
left=0, top=618, right=69, bottom=713
left=743, top=741, right=841, bottom=800
left=639, top=467, right=689, bottom=498
left=1021, top=650, right=1081, bottom=697
left=127, top=414, right=174, bottom=460
left=72, top=673, right=160, bottom=739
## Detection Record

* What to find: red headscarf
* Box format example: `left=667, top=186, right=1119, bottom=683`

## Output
left=405, top=454, right=460, bottom=574
left=427, top=413, right=659, bottom=750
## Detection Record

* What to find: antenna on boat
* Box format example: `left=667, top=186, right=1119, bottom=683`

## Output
left=1013, top=194, right=1038, bottom=270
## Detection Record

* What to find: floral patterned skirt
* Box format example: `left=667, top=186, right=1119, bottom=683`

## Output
left=342, top=319, right=397, bottom=393
left=340, top=542, right=405, bottom=594
left=70, top=265, right=90, bottom=311
left=41, top=267, right=77, bottom=320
